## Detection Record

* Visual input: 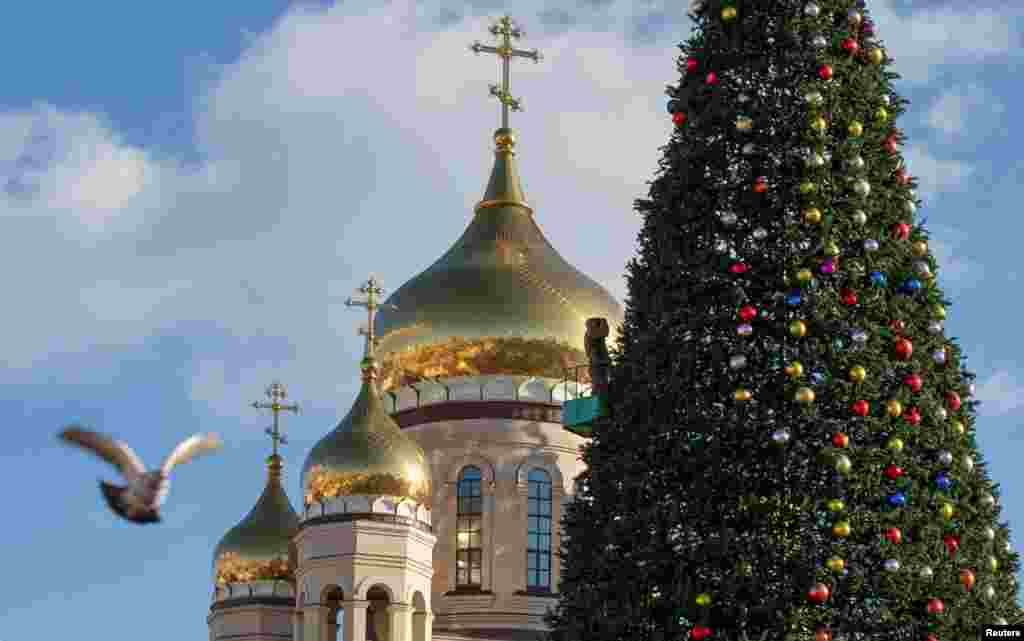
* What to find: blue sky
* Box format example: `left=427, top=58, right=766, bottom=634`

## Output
left=2, top=1, right=1022, bottom=639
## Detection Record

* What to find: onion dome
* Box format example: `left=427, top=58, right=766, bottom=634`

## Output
left=375, top=128, right=623, bottom=389
left=213, top=453, right=299, bottom=586
left=302, top=279, right=432, bottom=507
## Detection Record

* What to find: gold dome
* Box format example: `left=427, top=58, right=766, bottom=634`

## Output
left=213, top=455, right=299, bottom=585
left=301, top=358, right=432, bottom=507
left=375, top=128, right=623, bottom=389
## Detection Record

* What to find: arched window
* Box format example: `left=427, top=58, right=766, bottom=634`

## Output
left=527, top=468, right=552, bottom=590
left=456, top=466, right=483, bottom=587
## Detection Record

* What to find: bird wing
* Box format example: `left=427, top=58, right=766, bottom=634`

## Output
left=59, top=426, right=147, bottom=481
left=160, top=433, right=222, bottom=475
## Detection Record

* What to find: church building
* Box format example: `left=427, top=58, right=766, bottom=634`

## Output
left=206, top=16, right=623, bottom=641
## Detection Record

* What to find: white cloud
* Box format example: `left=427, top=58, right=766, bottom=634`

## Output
left=928, top=224, right=981, bottom=286
left=975, top=370, right=1024, bottom=417
left=866, top=3, right=1018, bottom=85
left=925, top=83, right=1005, bottom=137
left=902, top=145, right=973, bottom=197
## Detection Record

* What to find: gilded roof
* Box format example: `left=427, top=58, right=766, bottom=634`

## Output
left=375, top=129, right=623, bottom=374
left=213, top=455, right=299, bottom=585
left=301, top=375, right=432, bottom=507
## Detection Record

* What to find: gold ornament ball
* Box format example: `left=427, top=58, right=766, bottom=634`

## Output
left=952, top=420, right=965, bottom=435
left=824, top=241, right=840, bottom=256
left=886, top=399, right=904, bottom=417
left=827, top=499, right=846, bottom=512
left=795, top=387, right=816, bottom=403
left=790, top=320, right=808, bottom=338
left=875, top=106, right=889, bottom=122
left=736, top=116, right=754, bottom=132
left=804, top=208, right=823, bottom=224
left=785, top=361, right=804, bottom=378
left=940, top=503, right=955, bottom=520
left=990, top=556, right=1000, bottom=572
left=849, top=366, right=867, bottom=383
left=826, top=557, right=846, bottom=572
left=811, top=117, right=828, bottom=133
left=934, top=305, right=947, bottom=320
left=834, top=454, right=852, bottom=474
left=833, top=520, right=851, bottom=537
left=696, top=593, right=712, bottom=606
left=721, top=6, right=738, bottom=21
left=848, top=121, right=864, bottom=137
left=887, top=437, right=904, bottom=452
left=868, top=47, right=885, bottom=64
left=796, top=268, right=813, bottom=283
left=734, top=389, right=753, bottom=402
left=912, top=240, right=928, bottom=256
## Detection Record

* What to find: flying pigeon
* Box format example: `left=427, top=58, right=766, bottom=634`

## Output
left=59, top=425, right=222, bottom=525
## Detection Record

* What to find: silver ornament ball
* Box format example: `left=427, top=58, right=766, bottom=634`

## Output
left=864, top=239, right=879, bottom=252
left=811, top=35, right=828, bottom=49
left=933, top=349, right=947, bottom=365
left=729, top=354, right=748, bottom=369
left=963, top=455, right=975, bottom=472
left=938, top=450, right=953, bottom=465
left=804, top=3, right=820, bottom=17
left=883, top=559, right=901, bottom=572
left=852, top=210, right=868, bottom=225
left=928, top=320, right=944, bottom=335
left=935, top=407, right=948, bottom=421
left=920, top=566, right=934, bottom=579
left=737, top=324, right=753, bottom=336
left=771, top=429, right=791, bottom=445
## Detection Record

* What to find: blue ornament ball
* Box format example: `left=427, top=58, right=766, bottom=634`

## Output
left=870, top=271, right=887, bottom=287
left=888, top=492, right=907, bottom=507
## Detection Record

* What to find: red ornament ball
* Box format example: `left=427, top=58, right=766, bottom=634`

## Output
left=894, top=168, right=910, bottom=185
left=852, top=400, right=870, bottom=417
left=884, top=135, right=899, bottom=155
left=946, top=392, right=961, bottom=411
left=904, top=407, right=921, bottom=425
left=925, top=636, right=939, bottom=641
left=739, top=305, right=757, bottom=322
left=691, top=625, right=712, bottom=641
left=884, top=527, right=902, bottom=544
left=672, top=112, right=687, bottom=126
left=944, top=534, right=960, bottom=555
left=807, top=583, right=830, bottom=604
left=730, top=262, right=748, bottom=274
left=894, top=338, right=913, bottom=361
left=841, top=288, right=858, bottom=306
left=686, top=58, right=698, bottom=73
left=889, top=319, right=906, bottom=333
left=753, top=177, right=768, bottom=193
left=904, top=374, right=923, bottom=393
left=815, top=629, right=832, bottom=641
left=926, top=598, right=945, bottom=615
left=892, top=223, right=911, bottom=240
left=832, top=433, right=849, bottom=448
left=841, top=38, right=860, bottom=55
left=705, top=71, right=719, bottom=85
left=885, top=465, right=904, bottom=481
left=818, top=64, right=834, bottom=80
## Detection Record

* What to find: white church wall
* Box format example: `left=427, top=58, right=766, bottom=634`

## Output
left=402, top=414, right=586, bottom=633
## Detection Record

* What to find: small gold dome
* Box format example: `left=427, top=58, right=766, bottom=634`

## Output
left=301, top=365, right=432, bottom=507
left=213, top=455, right=299, bottom=585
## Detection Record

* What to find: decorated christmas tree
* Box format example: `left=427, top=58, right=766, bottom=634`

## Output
left=549, top=1, right=1022, bottom=639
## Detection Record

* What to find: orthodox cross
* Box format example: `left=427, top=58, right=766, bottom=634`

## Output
left=251, top=381, right=299, bottom=457
left=346, top=275, right=397, bottom=359
left=469, top=15, right=543, bottom=130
